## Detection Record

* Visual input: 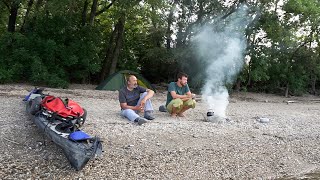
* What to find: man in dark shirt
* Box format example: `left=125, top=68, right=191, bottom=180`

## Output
left=166, top=72, right=196, bottom=117
left=119, top=75, right=155, bottom=125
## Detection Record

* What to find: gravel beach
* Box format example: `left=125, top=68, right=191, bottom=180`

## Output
left=1, top=84, right=320, bottom=179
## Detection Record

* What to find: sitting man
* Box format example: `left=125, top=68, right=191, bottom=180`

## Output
left=119, top=75, right=155, bottom=125
left=166, top=72, right=196, bottom=117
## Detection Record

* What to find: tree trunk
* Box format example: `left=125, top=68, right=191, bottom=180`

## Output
left=150, top=5, right=157, bottom=29
left=44, top=0, right=49, bottom=18
left=166, top=5, right=174, bottom=49
left=100, top=27, right=118, bottom=81
left=89, top=0, right=98, bottom=26
left=99, top=14, right=126, bottom=81
left=166, top=0, right=178, bottom=50
left=285, top=82, right=289, bottom=98
left=176, top=6, right=186, bottom=48
left=246, top=32, right=256, bottom=88
left=35, top=0, right=43, bottom=11
left=95, top=1, right=114, bottom=16
left=246, top=56, right=252, bottom=88
left=20, top=0, right=34, bottom=32
left=183, top=0, right=205, bottom=45
left=198, top=0, right=204, bottom=25
left=108, top=14, right=126, bottom=76
left=8, top=0, right=21, bottom=32
left=26, top=0, right=43, bottom=30
left=235, top=78, right=241, bottom=92
left=311, top=75, right=316, bottom=95
left=82, top=0, right=89, bottom=26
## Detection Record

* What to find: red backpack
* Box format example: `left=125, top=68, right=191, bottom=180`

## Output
left=41, top=95, right=85, bottom=119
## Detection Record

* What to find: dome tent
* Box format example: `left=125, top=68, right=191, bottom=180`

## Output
left=95, top=70, right=156, bottom=92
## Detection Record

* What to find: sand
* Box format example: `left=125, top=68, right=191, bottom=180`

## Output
left=0, top=84, right=320, bottom=179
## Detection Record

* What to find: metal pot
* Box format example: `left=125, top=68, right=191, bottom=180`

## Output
left=207, top=110, right=214, bottom=117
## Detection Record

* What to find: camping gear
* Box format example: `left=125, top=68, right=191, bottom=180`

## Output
left=40, top=95, right=86, bottom=129
left=25, top=89, right=102, bottom=171
left=207, top=109, right=214, bottom=117
left=41, top=95, right=85, bottom=118
left=23, top=87, right=44, bottom=101
left=206, top=109, right=216, bottom=122
left=69, top=131, right=92, bottom=141
left=96, top=70, right=156, bottom=92
left=204, top=110, right=230, bottom=123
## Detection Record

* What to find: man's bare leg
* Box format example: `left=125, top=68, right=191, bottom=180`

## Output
left=177, top=106, right=190, bottom=117
left=171, top=106, right=178, bottom=117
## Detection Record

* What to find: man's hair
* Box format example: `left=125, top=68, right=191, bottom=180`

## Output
left=177, top=72, right=188, bottom=80
left=126, top=74, right=136, bottom=84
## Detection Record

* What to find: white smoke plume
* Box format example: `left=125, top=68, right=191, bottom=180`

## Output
left=194, top=5, right=251, bottom=118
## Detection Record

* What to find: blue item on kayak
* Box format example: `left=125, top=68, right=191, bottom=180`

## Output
left=23, top=88, right=44, bottom=101
left=69, top=131, right=91, bottom=141
left=23, top=89, right=36, bottom=101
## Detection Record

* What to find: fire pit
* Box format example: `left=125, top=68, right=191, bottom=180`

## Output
left=204, top=109, right=230, bottom=123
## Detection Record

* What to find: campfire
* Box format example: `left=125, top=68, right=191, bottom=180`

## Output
left=204, top=109, right=230, bottom=123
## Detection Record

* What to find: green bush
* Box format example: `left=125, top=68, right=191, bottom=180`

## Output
left=0, top=14, right=102, bottom=87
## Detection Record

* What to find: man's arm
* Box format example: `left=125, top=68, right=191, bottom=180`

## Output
left=139, top=89, right=154, bottom=108
left=170, top=91, right=192, bottom=101
left=120, top=102, right=141, bottom=111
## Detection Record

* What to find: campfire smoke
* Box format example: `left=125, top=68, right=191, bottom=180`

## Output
left=194, top=5, right=251, bottom=118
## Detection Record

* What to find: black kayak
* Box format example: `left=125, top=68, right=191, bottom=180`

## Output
left=25, top=93, right=102, bottom=171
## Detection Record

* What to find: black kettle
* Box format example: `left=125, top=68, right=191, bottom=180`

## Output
left=207, top=109, right=214, bottom=117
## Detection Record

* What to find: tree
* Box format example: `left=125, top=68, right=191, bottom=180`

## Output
left=0, top=0, right=319, bottom=94
left=7, top=0, right=21, bottom=32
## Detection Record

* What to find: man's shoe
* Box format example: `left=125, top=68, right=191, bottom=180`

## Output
left=159, top=105, right=167, bottom=112
left=135, top=117, right=148, bottom=125
left=144, top=111, right=155, bottom=120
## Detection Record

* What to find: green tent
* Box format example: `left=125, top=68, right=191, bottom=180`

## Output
left=96, top=70, right=156, bottom=92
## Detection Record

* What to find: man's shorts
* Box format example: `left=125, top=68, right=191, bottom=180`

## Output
left=166, top=98, right=196, bottom=114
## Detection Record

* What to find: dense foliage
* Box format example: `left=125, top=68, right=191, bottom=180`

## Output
left=0, top=0, right=319, bottom=96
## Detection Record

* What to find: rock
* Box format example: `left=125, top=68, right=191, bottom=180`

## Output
left=124, top=144, right=134, bottom=149
left=192, top=134, right=198, bottom=138
left=258, top=117, right=270, bottom=123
